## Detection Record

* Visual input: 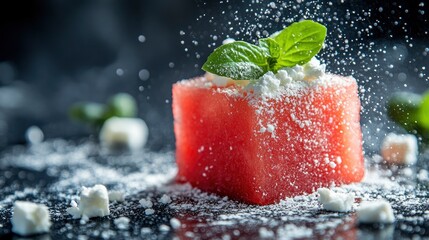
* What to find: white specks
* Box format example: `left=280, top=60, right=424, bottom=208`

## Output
left=329, top=162, right=337, bottom=168
left=139, top=198, right=153, bottom=208
left=168, top=62, right=175, bottom=68
left=138, top=35, right=146, bottom=43
left=114, top=217, right=130, bottom=230
left=116, top=68, right=124, bottom=76
left=25, top=126, right=44, bottom=144
left=159, top=224, right=170, bottom=232
left=144, top=208, right=155, bottom=215
left=266, top=124, right=275, bottom=133
left=159, top=194, right=172, bottom=204
left=170, top=218, right=181, bottom=229
left=198, top=146, right=205, bottom=153
left=336, top=157, right=342, bottom=164
left=138, top=69, right=150, bottom=81
left=179, top=30, right=186, bottom=35
left=258, top=227, right=274, bottom=238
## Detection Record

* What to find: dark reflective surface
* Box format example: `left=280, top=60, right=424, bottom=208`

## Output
left=0, top=140, right=428, bottom=239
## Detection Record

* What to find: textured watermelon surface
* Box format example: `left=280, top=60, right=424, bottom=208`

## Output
left=172, top=75, right=364, bottom=205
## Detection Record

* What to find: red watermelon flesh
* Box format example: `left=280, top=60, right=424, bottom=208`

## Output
left=172, top=74, right=364, bottom=205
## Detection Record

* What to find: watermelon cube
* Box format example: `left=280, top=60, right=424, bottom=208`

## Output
left=172, top=74, right=364, bottom=205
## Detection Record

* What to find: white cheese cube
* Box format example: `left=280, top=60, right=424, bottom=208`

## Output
left=12, top=201, right=51, bottom=236
left=99, top=117, right=149, bottom=151
left=381, top=133, right=418, bottom=165
left=357, top=200, right=395, bottom=224
left=317, top=188, right=355, bottom=212
left=78, top=184, right=110, bottom=218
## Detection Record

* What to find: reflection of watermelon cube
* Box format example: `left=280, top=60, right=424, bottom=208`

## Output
left=172, top=75, right=364, bottom=205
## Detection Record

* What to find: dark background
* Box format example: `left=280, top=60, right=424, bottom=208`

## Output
left=0, top=0, right=428, bottom=151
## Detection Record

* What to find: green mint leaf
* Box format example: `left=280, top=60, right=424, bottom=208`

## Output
left=69, top=102, right=106, bottom=126
left=386, top=92, right=422, bottom=132
left=202, top=41, right=269, bottom=80
left=259, top=38, right=280, bottom=71
left=419, top=91, right=429, bottom=129
left=104, top=93, right=137, bottom=119
left=259, top=38, right=280, bottom=59
left=273, top=20, right=327, bottom=69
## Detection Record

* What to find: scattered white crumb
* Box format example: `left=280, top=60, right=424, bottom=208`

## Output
left=357, top=200, right=395, bottom=224
left=170, top=218, right=181, bottom=229
left=259, top=227, right=275, bottom=238
left=317, top=188, right=354, bottom=212
left=159, top=194, right=172, bottom=204
left=108, top=191, right=125, bottom=202
left=417, top=169, right=429, bottom=182
left=140, top=227, right=152, bottom=234
left=66, top=184, right=110, bottom=220
left=139, top=198, right=153, bottom=208
left=381, top=133, right=418, bottom=165
left=12, top=201, right=51, bottom=236
left=159, top=224, right=170, bottom=232
left=144, top=208, right=155, bottom=215
left=114, top=217, right=130, bottom=230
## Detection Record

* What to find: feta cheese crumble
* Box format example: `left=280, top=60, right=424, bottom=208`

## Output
left=66, top=184, right=110, bottom=220
left=246, top=57, right=326, bottom=99
left=317, top=188, right=355, bottom=212
left=381, top=133, right=418, bottom=165
left=12, top=201, right=52, bottom=236
left=356, top=200, right=395, bottom=224
left=99, top=117, right=149, bottom=151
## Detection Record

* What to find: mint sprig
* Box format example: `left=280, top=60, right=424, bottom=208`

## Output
left=202, top=20, right=327, bottom=80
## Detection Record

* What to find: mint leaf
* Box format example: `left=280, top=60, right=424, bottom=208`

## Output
left=202, top=41, right=269, bottom=80
left=202, top=20, right=326, bottom=80
left=259, top=38, right=280, bottom=70
left=273, top=20, right=327, bottom=70
left=259, top=38, right=280, bottom=59
left=387, top=92, right=422, bottom=132
left=419, top=91, right=429, bottom=129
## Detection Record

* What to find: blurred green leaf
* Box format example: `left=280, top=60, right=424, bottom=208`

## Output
left=104, top=93, right=137, bottom=119
left=419, top=91, right=429, bottom=129
left=69, top=102, right=105, bottom=126
left=69, top=93, right=138, bottom=128
left=386, top=91, right=422, bottom=132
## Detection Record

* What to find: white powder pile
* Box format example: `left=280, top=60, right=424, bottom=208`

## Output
left=356, top=200, right=395, bottom=224
left=317, top=188, right=355, bottom=212
left=12, top=201, right=52, bottom=236
left=380, top=133, right=418, bottom=165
